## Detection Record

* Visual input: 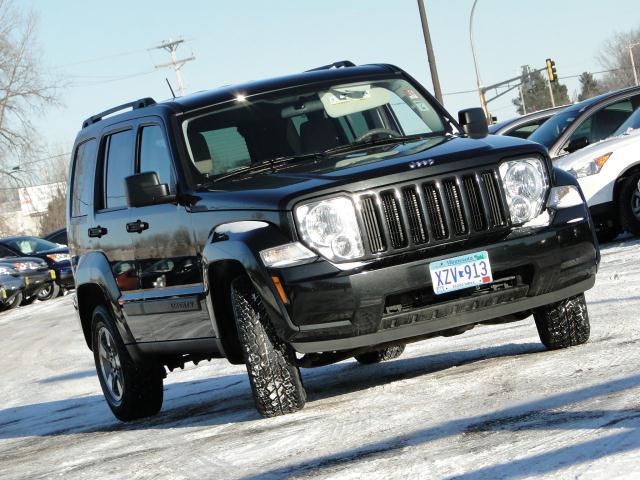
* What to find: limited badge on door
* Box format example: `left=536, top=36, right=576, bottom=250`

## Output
left=429, top=251, right=493, bottom=295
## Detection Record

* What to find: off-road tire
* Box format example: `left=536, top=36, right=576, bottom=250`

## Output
left=91, top=305, right=164, bottom=421
left=618, top=172, right=640, bottom=236
left=37, top=282, right=60, bottom=301
left=533, top=294, right=590, bottom=350
left=355, top=344, right=406, bottom=365
left=230, top=276, right=306, bottom=417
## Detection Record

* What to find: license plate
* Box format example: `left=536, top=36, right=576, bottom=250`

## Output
left=1, top=288, right=6, bottom=300
left=49, top=270, right=56, bottom=280
left=24, top=276, right=30, bottom=285
left=429, top=251, right=493, bottom=295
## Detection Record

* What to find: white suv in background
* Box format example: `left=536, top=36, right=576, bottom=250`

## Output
left=556, top=108, right=640, bottom=242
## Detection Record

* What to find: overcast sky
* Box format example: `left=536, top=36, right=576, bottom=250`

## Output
left=29, top=0, right=640, bottom=157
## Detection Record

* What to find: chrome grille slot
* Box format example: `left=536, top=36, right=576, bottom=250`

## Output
left=463, top=175, right=487, bottom=231
left=442, top=179, right=467, bottom=236
left=482, top=171, right=506, bottom=227
left=380, top=191, right=407, bottom=248
left=402, top=187, right=428, bottom=245
left=423, top=183, right=448, bottom=240
left=361, top=195, right=386, bottom=253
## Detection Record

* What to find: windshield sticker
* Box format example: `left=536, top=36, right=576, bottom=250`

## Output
left=402, top=89, right=419, bottom=100
left=415, top=102, right=430, bottom=112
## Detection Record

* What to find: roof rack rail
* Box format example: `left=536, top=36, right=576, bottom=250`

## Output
left=306, top=60, right=356, bottom=72
left=82, top=97, right=156, bottom=128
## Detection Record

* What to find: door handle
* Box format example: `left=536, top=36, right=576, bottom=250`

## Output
left=88, top=226, right=108, bottom=238
left=126, top=220, right=149, bottom=233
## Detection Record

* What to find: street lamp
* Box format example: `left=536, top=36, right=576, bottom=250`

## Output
left=469, top=0, right=489, bottom=120
left=629, top=42, right=640, bottom=86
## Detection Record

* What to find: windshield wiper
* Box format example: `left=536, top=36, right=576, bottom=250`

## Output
left=202, top=152, right=325, bottom=185
left=322, top=132, right=442, bottom=156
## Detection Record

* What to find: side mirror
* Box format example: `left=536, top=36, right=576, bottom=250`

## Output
left=565, top=136, right=589, bottom=153
left=125, top=172, right=175, bottom=208
left=458, top=108, right=488, bottom=139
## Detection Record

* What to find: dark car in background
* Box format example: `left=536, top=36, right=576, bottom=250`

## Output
left=43, top=228, right=68, bottom=246
left=489, top=106, right=567, bottom=139
left=529, top=86, right=640, bottom=159
left=0, top=257, right=55, bottom=306
left=0, top=237, right=73, bottom=299
left=0, top=265, right=26, bottom=311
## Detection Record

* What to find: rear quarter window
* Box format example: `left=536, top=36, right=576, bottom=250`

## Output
left=70, top=139, right=98, bottom=217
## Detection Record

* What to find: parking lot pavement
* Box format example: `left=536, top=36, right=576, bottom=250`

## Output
left=1, top=238, right=640, bottom=480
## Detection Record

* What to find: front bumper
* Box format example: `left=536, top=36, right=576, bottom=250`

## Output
left=276, top=207, right=598, bottom=353
left=22, top=269, right=55, bottom=297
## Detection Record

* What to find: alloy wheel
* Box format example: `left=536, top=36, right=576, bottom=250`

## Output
left=97, top=327, right=124, bottom=405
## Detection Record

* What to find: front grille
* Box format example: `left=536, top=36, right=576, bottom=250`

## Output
left=358, top=169, right=508, bottom=255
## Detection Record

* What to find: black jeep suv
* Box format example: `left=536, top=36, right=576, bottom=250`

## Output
left=68, top=62, right=599, bottom=421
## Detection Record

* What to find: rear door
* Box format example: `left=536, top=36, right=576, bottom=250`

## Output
left=128, top=118, right=214, bottom=342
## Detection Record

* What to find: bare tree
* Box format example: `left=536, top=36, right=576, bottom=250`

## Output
left=0, top=0, right=60, bottom=187
left=597, top=27, right=640, bottom=90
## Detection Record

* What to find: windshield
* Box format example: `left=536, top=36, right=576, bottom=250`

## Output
left=181, top=77, right=449, bottom=182
left=4, top=237, right=59, bottom=255
left=613, top=107, right=640, bottom=136
left=528, top=107, right=581, bottom=149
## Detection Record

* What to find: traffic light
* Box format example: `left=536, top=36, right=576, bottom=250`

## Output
left=546, top=58, right=557, bottom=83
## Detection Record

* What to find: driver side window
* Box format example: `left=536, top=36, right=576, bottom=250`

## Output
left=564, top=97, right=639, bottom=152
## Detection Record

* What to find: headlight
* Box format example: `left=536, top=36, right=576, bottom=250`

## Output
left=46, top=253, right=70, bottom=262
left=568, top=152, right=612, bottom=178
left=499, top=158, right=548, bottom=225
left=14, top=261, right=42, bottom=271
left=0, top=266, right=13, bottom=275
left=295, top=197, right=364, bottom=262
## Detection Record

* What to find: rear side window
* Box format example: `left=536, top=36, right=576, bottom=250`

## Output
left=70, top=139, right=98, bottom=217
left=138, top=125, right=175, bottom=186
left=102, top=130, right=134, bottom=210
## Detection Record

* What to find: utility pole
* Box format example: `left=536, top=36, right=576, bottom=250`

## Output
left=546, top=79, right=556, bottom=107
left=629, top=43, right=640, bottom=86
left=417, top=0, right=443, bottom=104
left=151, top=38, right=195, bottom=97
left=469, top=0, right=489, bottom=121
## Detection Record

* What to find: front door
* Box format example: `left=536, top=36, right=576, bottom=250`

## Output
left=128, top=119, right=214, bottom=342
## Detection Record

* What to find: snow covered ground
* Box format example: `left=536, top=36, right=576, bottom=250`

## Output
left=1, top=238, right=639, bottom=480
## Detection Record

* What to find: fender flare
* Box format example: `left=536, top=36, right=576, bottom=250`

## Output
left=74, top=251, right=137, bottom=347
left=202, top=220, right=299, bottom=342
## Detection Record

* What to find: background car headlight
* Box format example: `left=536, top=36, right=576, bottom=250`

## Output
left=568, top=152, right=612, bottom=178
left=46, top=253, right=70, bottom=262
left=14, top=261, right=42, bottom=271
left=295, top=197, right=364, bottom=262
left=0, top=266, right=13, bottom=275
left=499, top=157, right=548, bottom=225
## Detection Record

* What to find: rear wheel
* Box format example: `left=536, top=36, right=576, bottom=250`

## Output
left=37, top=282, right=60, bottom=301
left=230, top=276, right=306, bottom=417
left=355, top=344, right=406, bottom=365
left=618, top=173, right=640, bottom=236
left=533, top=294, right=590, bottom=350
left=20, top=294, right=38, bottom=306
left=91, top=305, right=164, bottom=421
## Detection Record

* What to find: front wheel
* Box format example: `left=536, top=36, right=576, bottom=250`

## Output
left=91, top=305, right=164, bottom=421
left=4, top=291, right=22, bottom=310
left=533, top=294, right=590, bottom=350
left=230, top=276, right=306, bottom=417
left=618, top=173, right=640, bottom=236
left=37, top=282, right=60, bottom=301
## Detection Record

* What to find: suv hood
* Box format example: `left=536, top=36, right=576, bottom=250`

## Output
left=555, top=129, right=640, bottom=171
left=198, top=134, right=545, bottom=211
